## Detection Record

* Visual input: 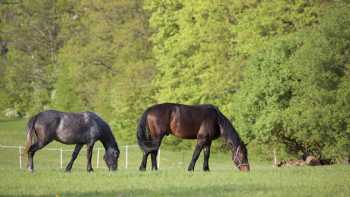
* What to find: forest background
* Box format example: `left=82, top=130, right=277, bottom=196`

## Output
left=1, top=0, right=349, bottom=162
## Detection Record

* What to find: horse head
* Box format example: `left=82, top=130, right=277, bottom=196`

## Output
left=231, top=142, right=250, bottom=172
left=104, top=147, right=120, bottom=171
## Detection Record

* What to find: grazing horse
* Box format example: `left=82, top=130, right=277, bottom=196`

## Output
left=137, top=103, right=250, bottom=172
left=24, top=110, right=120, bottom=172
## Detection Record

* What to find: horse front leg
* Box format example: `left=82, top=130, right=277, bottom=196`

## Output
left=151, top=150, right=158, bottom=170
left=188, top=143, right=204, bottom=171
left=139, top=152, right=149, bottom=171
left=65, top=144, right=83, bottom=172
left=203, top=142, right=212, bottom=171
left=86, top=143, right=94, bottom=172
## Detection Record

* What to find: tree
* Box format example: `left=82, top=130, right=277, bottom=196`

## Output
left=235, top=2, right=350, bottom=160
left=53, top=0, right=155, bottom=143
left=0, top=0, right=76, bottom=115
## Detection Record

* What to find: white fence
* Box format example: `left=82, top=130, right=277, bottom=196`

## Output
left=0, top=144, right=160, bottom=170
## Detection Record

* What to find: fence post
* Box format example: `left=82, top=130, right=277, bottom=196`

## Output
left=19, top=146, right=22, bottom=169
left=60, top=148, right=63, bottom=169
left=125, top=145, right=128, bottom=169
left=157, top=148, right=160, bottom=169
left=96, top=148, right=100, bottom=169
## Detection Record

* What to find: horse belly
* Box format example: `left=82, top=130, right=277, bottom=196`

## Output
left=55, top=128, right=89, bottom=144
left=169, top=115, right=198, bottom=139
left=171, top=127, right=198, bottom=139
left=56, top=130, right=78, bottom=144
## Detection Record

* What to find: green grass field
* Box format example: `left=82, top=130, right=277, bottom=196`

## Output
left=0, top=120, right=349, bottom=197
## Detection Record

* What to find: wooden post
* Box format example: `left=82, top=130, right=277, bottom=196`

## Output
left=19, top=146, right=22, bottom=169
left=96, top=148, right=100, bottom=169
left=60, top=148, right=63, bottom=169
left=157, top=148, right=160, bottom=169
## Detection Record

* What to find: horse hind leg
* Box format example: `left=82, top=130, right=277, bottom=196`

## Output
left=65, top=144, right=83, bottom=172
left=139, top=134, right=163, bottom=171
left=86, top=143, right=95, bottom=172
left=203, top=142, right=212, bottom=171
left=27, top=141, right=47, bottom=172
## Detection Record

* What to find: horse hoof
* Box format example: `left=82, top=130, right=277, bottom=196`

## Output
left=139, top=167, right=146, bottom=171
left=187, top=168, right=194, bottom=171
left=87, top=168, right=94, bottom=173
left=27, top=166, right=34, bottom=173
left=65, top=169, right=72, bottom=173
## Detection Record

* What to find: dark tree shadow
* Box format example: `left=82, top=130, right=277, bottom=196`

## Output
left=0, top=184, right=273, bottom=197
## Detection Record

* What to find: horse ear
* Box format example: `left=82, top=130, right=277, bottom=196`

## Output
left=244, top=142, right=250, bottom=146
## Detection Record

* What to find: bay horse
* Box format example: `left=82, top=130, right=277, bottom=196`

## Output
left=137, top=103, right=250, bottom=172
left=24, top=110, right=120, bottom=172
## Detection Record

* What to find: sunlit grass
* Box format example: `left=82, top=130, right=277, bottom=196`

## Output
left=0, top=165, right=349, bottom=197
left=0, top=120, right=349, bottom=197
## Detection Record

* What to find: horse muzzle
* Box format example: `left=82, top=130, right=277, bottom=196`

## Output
left=238, top=164, right=250, bottom=172
left=108, top=164, right=118, bottom=171
left=110, top=166, right=117, bottom=171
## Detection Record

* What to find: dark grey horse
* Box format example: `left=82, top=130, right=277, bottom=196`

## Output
left=24, top=110, right=119, bottom=172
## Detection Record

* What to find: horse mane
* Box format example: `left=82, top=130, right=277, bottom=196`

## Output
left=91, top=113, right=119, bottom=152
left=214, top=107, right=242, bottom=147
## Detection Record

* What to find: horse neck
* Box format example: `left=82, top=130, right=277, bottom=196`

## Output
left=220, top=118, right=242, bottom=149
left=224, top=126, right=242, bottom=149
left=99, top=131, right=117, bottom=151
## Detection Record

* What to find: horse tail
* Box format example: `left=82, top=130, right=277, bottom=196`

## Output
left=24, top=114, right=38, bottom=154
left=137, top=110, right=158, bottom=153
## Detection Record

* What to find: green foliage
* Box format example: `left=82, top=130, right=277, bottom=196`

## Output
left=235, top=2, right=350, bottom=160
left=1, top=0, right=349, bottom=159
left=52, top=62, right=83, bottom=112
left=0, top=0, right=76, bottom=116
left=232, top=0, right=322, bottom=57
left=51, top=0, right=155, bottom=143
left=146, top=0, right=239, bottom=104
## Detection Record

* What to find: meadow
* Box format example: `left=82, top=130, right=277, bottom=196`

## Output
left=0, top=120, right=349, bottom=197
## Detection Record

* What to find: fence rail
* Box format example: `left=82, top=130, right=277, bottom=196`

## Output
left=0, top=144, right=156, bottom=170
left=0, top=144, right=243, bottom=171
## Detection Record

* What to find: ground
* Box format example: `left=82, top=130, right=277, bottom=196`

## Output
left=0, top=119, right=349, bottom=197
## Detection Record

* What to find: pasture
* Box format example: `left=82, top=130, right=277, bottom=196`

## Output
left=0, top=120, right=349, bottom=197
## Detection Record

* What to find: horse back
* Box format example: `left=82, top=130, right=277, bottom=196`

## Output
left=34, top=110, right=101, bottom=144
left=146, top=103, right=220, bottom=139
